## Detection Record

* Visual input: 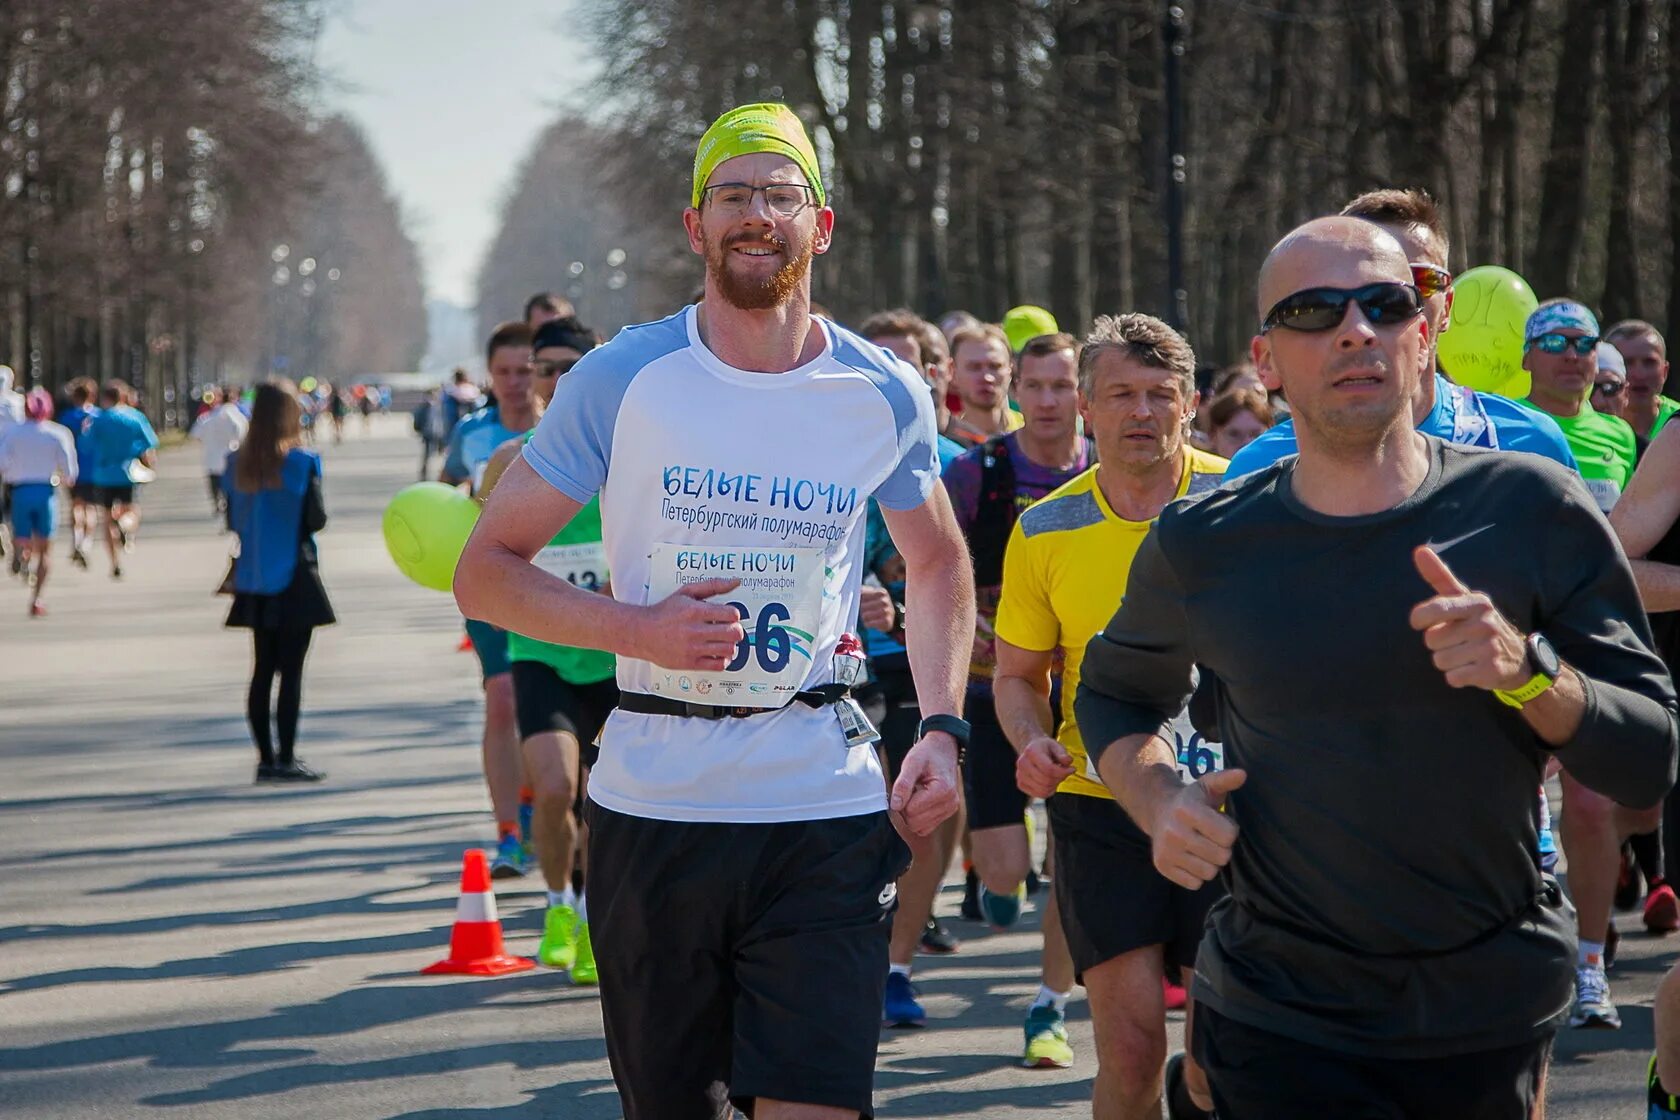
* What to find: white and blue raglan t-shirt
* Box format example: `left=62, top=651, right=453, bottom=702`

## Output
left=522, top=305, right=941, bottom=823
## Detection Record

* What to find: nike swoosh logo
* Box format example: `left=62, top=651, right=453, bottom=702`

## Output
left=878, top=883, right=898, bottom=906
left=1424, top=523, right=1495, bottom=553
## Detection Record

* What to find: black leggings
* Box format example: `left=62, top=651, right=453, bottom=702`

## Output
left=249, top=628, right=314, bottom=765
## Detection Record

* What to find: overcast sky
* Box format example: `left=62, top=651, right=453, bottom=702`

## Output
left=316, top=0, right=595, bottom=307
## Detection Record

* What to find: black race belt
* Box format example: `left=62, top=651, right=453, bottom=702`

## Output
left=617, top=683, right=851, bottom=720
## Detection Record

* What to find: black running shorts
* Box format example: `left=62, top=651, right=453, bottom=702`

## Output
left=961, top=688, right=1030, bottom=831
left=1193, top=1002, right=1551, bottom=1119
left=1049, top=791, right=1223, bottom=980
left=584, top=801, right=910, bottom=1119
left=91, top=484, right=134, bottom=508
left=509, top=660, right=616, bottom=769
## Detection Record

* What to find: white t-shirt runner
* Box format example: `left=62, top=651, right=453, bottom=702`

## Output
left=522, top=305, right=940, bottom=823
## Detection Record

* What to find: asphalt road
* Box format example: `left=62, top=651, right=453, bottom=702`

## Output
left=0, top=416, right=1668, bottom=1118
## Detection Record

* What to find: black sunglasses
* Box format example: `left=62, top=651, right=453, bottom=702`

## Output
left=1594, top=380, right=1627, bottom=396
left=1261, top=282, right=1424, bottom=334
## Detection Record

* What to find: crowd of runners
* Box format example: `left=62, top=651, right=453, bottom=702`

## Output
left=11, top=97, right=1680, bottom=1118
left=440, top=103, right=1680, bottom=1120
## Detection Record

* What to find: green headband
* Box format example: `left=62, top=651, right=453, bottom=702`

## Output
left=692, top=103, right=825, bottom=210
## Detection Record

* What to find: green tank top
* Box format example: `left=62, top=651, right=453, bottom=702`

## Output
left=1523, top=401, right=1638, bottom=513
left=505, top=476, right=616, bottom=684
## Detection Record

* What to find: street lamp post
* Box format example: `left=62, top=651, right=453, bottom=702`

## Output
left=1163, top=2, right=1190, bottom=333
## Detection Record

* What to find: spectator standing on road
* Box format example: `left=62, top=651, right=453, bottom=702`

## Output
left=224, top=378, right=335, bottom=784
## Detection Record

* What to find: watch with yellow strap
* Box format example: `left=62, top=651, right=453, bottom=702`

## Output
left=1494, top=632, right=1561, bottom=709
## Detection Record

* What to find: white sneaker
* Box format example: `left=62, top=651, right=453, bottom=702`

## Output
left=1568, top=963, right=1620, bottom=1029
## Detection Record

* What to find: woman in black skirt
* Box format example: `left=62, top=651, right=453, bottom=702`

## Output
left=224, top=379, right=335, bottom=782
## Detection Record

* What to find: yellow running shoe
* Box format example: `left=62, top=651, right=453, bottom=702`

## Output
left=570, top=920, right=597, bottom=985
left=1021, top=1003, right=1073, bottom=1069
left=538, top=904, right=579, bottom=971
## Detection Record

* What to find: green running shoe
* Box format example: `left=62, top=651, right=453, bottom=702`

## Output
left=1652, top=1053, right=1680, bottom=1117
left=1021, top=1003, right=1073, bottom=1069
left=571, top=921, right=597, bottom=985
left=538, top=904, right=578, bottom=970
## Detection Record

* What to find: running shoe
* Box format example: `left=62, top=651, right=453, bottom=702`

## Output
left=571, top=921, right=597, bottom=985
left=1617, top=845, right=1642, bottom=912
left=1569, top=962, right=1621, bottom=1029
left=979, top=881, right=1026, bottom=929
left=111, top=564, right=122, bottom=580
left=271, top=760, right=325, bottom=782
left=538, top=903, right=579, bottom=971
left=70, top=548, right=87, bottom=570
left=518, top=800, right=536, bottom=863
left=919, top=917, right=960, bottom=954
left=1646, top=883, right=1680, bottom=935
left=1020, top=1003, right=1073, bottom=1069
left=1165, top=1051, right=1214, bottom=1119
left=1163, top=974, right=1189, bottom=1011
left=960, top=867, right=983, bottom=922
left=489, top=833, right=527, bottom=878
left=882, top=971, right=925, bottom=1027
left=254, top=761, right=280, bottom=783
left=1651, top=1053, right=1680, bottom=1118
left=28, top=602, right=46, bottom=618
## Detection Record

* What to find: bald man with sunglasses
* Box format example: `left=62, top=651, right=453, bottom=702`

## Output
left=1227, top=188, right=1577, bottom=482
left=1076, top=216, right=1676, bottom=1118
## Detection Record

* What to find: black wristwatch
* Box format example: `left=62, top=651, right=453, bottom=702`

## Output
left=917, top=714, right=970, bottom=765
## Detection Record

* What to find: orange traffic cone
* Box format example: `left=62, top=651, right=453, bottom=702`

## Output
left=423, top=848, right=535, bottom=976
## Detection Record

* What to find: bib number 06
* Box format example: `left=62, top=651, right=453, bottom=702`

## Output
left=726, top=601, right=793, bottom=674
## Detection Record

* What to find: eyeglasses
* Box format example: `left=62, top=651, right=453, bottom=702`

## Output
left=701, top=182, right=817, bottom=218
left=1594, top=380, right=1627, bottom=396
left=1410, top=263, right=1453, bottom=299
left=1260, top=282, right=1424, bottom=333
left=1529, top=332, right=1599, bottom=356
left=532, top=357, right=579, bottom=378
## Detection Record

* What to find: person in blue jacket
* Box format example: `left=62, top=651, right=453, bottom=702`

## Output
left=224, top=379, right=335, bottom=783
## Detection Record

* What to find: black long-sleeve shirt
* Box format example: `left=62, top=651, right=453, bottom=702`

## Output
left=1075, top=438, right=1677, bottom=1057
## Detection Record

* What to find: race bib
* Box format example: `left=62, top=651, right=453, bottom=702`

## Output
left=1081, top=709, right=1223, bottom=784
left=644, top=543, right=826, bottom=709
left=1170, top=710, right=1224, bottom=782
left=1584, top=477, right=1621, bottom=513
left=533, top=541, right=609, bottom=592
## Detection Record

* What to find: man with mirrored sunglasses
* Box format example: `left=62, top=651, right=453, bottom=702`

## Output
left=1228, top=189, right=1577, bottom=482
left=1076, top=215, right=1676, bottom=1119
left=1515, top=298, right=1657, bottom=1034
left=1518, top=300, right=1638, bottom=515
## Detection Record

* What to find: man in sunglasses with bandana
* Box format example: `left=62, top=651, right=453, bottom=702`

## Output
left=1226, top=189, right=1577, bottom=482
left=1515, top=298, right=1658, bottom=1032
left=1076, top=215, right=1676, bottom=1118
left=1519, top=300, right=1640, bottom=515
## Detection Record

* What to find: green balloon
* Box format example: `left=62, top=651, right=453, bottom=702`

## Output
left=383, top=481, right=480, bottom=592
left=1435, top=265, right=1538, bottom=398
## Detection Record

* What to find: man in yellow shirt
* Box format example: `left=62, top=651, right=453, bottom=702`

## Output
left=996, top=313, right=1227, bottom=1120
